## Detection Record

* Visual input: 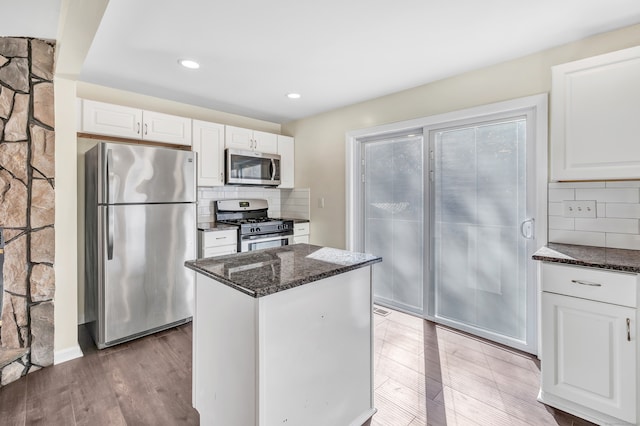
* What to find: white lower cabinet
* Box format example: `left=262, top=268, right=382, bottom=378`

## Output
left=540, top=262, right=638, bottom=425
left=293, top=222, right=309, bottom=244
left=198, top=229, right=237, bottom=258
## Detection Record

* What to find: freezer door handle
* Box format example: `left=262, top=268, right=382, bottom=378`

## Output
left=107, top=205, right=114, bottom=260
left=106, top=148, right=114, bottom=204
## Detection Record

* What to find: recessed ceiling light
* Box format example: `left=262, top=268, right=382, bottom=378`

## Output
left=178, top=59, right=200, bottom=69
left=287, top=93, right=301, bottom=99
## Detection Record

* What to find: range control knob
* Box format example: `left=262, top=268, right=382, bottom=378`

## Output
left=256, top=227, right=261, bottom=233
left=277, top=225, right=282, bottom=230
left=250, top=228, right=255, bottom=233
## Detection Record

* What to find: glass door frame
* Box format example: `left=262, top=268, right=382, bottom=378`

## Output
left=346, top=94, right=547, bottom=354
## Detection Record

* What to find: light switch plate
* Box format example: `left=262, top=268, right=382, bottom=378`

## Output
left=563, top=200, right=597, bottom=218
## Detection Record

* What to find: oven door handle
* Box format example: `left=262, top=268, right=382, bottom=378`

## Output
left=243, top=234, right=292, bottom=243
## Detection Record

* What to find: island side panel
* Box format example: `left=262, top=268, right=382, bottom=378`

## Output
left=193, top=274, right=257, bottom=425
left=257, top=266, right=374, bottom=426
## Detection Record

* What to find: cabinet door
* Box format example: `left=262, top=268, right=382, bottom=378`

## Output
left=193, top=120, right=225, bottom=186
left=203, top=245, right=237, bottom=258
left=277, top=135, right=294, bottom=188
left=253, top=130, right=278, bottom=154
left=293, top=235, right=309, bottom=244
left=551, top=46, right=640, bottom=180
left=541, top=292, right=636, bottom=423
left=225, top=125, right=253, bottom=151
left=81, top=99, right=142, bottom=139
left=142, top=110, right=192, bottom=146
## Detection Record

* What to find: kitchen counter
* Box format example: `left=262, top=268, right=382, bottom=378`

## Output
left=185, top=243, right=381, bottom=297
left=188, top=244, right=380, bottom=425
left=196, top=221, right=237, bottom=232
left=533, top=242, right=640, bottom=273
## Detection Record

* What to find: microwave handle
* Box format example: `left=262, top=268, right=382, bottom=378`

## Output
left=270, top=158, right=276, bottom=181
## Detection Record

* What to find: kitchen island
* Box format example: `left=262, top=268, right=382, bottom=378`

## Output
left=185, top=244, right=382, bottom=426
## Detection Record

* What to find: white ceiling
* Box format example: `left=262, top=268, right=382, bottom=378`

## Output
left=3, top=1, right=640, bottom=124
left=0, top=0, right=61, bottom=40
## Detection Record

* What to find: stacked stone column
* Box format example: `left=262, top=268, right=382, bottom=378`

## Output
left=0, top=37, right=55, bottom=387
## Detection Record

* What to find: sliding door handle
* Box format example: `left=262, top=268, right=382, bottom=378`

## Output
left=520, top=218, right=534, bottom=239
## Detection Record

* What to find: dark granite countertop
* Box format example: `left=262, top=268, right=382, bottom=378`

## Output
left=533, top=243, right=640, bottom=273
left=290, top=218, right=309, bottom=223
left=185, top=243, right=382, bottom=298
left=197, top=222, right=238, bottom=232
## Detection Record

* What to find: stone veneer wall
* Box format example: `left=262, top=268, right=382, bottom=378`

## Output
left=0, top=37, right=55, bottom=387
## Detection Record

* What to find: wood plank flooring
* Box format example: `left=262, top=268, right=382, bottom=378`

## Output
left=0, top=309, right=595, bottom=425
left=371, top=307, right=596, bottom=426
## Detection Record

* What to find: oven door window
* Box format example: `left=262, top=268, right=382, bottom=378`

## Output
left=248, top=237, right=289, bottom=251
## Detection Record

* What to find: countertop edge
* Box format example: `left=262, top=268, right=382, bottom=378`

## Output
left=185, top=255, right=382, bottom=298
left=532, top=255, right=640, bottom=273
left=532, top=243, right=640, bottom=274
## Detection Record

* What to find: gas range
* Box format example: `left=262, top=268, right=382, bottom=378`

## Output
left=214, top=199, right=293, bottom=252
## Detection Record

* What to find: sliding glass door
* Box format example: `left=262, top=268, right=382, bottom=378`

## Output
left=429, top=116, right=535, bottom=351
left=362, top=133, right=425, bottom=315
left=349, top=95, right=545, bottom=353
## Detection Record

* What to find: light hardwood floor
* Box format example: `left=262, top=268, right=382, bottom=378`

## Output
left=0, top=308, right=594, bottom=425
left=371, top=307, right=595, bottom=426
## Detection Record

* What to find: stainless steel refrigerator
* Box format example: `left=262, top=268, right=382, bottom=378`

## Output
left=85, top=142, right=196, bottom=348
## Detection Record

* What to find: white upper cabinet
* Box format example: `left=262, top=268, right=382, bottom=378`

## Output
left=551, top=46, right=640, bottom=181
left=192, top=120, right=225, bottom=187
left=80, top=99, right=192, bottom=146
left=225, top=125, right=278, bottom=154
left=277, top=135, right=294, bottom=189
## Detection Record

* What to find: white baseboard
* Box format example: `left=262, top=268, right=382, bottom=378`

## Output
left=54, top=344, right=84, bottom=365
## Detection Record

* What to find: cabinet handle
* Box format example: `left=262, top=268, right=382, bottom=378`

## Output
left=215, top=237, right=226, bottom=240
left=144, top=123, right=148, bottom=135
left=137, top=122, right=141, bottom=134
left=628, top=318, right=631, bottom=342
left=570, top=279, right=602, bottom=287
left=220, top=172, right=224, bottom=183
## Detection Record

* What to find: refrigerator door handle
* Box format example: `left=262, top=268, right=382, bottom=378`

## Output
left=107, top=205, right=114, bottom=260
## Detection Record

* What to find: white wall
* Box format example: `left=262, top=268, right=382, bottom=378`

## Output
left=282, top=24, right=640, bottom=250
left=54, top=0, right=109, bottom=363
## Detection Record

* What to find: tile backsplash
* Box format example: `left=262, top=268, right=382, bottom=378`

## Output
left=197, top=187, right=310, bottom=221
left=548, top=181, right=640, bottom=250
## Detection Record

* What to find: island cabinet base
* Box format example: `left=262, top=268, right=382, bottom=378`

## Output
left=193, top=266, right=375, bottom=426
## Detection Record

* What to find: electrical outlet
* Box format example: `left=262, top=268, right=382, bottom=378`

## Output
left=563, top=200, right=597, bottom=218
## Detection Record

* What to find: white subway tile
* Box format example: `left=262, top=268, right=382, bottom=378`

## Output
left=575, top=188, right=640, bottom=203
left=548, top=202, right=563, bottom=216
left=605, top=203, right=640, bottom=219
left=596, top=203, right=605, bottom=218
left=549, top=229, right=606, bottom=247
left=548, top=188, right=575, bottom=202
left=605, top=181, right=640, bottom=188
left=548, top=216, right=575, bottom=230
left=575, top=218, right=639, bottom=234
left=548, top=182, right=606, bottom=189
left=605, top=233, right=640, bottom=250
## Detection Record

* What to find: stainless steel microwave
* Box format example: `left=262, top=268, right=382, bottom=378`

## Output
left=225, top=149, right=281, bottom=186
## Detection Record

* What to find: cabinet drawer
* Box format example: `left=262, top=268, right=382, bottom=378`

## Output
left=203, top=229, right=237, bottom=248
left=542, top=262, right=638, bottom=308
left=293, top=223, right=309, bottom=236
left=203, top=245, right=237, bottom=258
